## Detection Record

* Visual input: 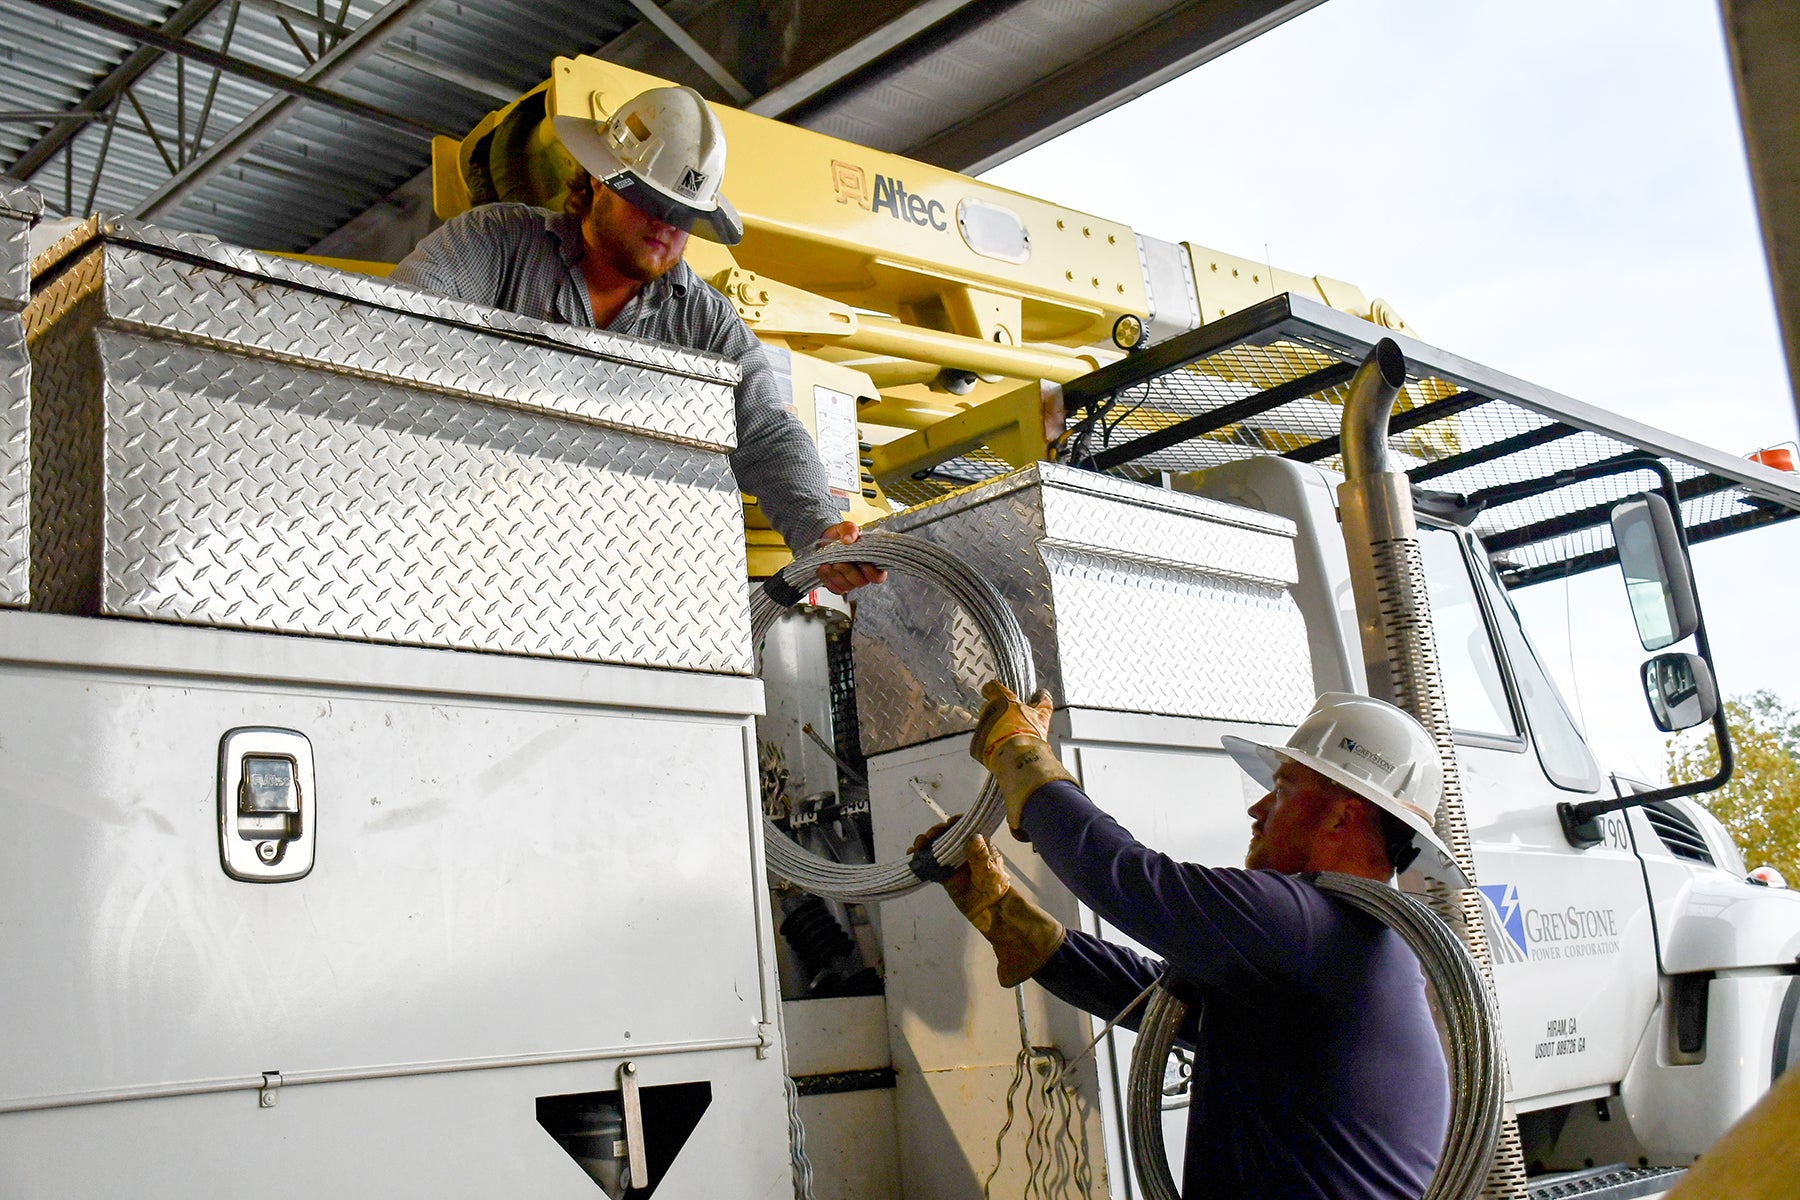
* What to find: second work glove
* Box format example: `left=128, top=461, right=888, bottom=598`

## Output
left=911, top=821, right=1065, bottom=987
left=968, top=681, right=1075, bottom=837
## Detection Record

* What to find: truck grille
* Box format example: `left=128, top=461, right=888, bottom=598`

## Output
left=1643, top=802, right=1715, bottom=866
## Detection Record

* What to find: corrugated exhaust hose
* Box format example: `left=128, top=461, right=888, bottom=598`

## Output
left=1126, top=342, right=1510, bottom=1199
left=1124, top=872, right=1505, bottom=1200
left=753, top=531, right=1037, bottom=904
left=1337, top=338, right=1527, bottom=1194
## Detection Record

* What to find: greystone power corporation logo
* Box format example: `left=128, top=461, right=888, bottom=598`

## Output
left=1338, top=735, right=1394, bottom=774
left=1479, top=884, right=1530, bottom=963
left=677, top=166, right=707, bottom=198
left=1477, top=883, right=1622, bottom=965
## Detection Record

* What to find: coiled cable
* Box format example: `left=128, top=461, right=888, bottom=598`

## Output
left=752, top=531, right=1036, bottom=904
left=1125, top=871, right=1503, bottom=1200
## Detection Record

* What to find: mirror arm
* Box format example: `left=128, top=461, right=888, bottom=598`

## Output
left=1556, top=457, right=1736, bottom=848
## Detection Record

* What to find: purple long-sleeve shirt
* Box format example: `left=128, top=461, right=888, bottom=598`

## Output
left=1021, top=780, right=1449, bottom=1200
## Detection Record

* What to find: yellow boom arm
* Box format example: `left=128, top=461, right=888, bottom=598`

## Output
left=427, top=56, right=1416, bottom=571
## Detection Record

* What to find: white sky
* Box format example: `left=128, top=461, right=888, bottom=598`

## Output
left=980, top=0, right=1798, bottom=784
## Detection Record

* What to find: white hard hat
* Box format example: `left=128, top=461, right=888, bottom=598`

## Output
left=553, top=85, right=744, bottom=245
left=1221, top=693, right=1471, bottom=889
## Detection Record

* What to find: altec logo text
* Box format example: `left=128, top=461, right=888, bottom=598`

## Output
left=832, top=160, right=947, bottom=232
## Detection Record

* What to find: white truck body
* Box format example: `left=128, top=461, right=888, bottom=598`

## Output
left=2, top=181, right=1797, bottom=1200
left=786, top=456, right=1800, bottom=1199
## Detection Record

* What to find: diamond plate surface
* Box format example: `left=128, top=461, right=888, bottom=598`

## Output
left=25, top=236, right=753, bottom=673
left=1040, top=546, right=1311, bottom=722
left=37, top=216, right=739, bottom=386
left=24, top=256, right=106, bottom=617
left=853, top=465, right=1313, bottom=752
left=0, top=312, right=26, bottom=607
left=0, top=179, right=40, bottom=308
left=1039, top=479, right=1297, bottom=587
left=0, top=216, right=29, bottom=312
left=95, top=247, right=737, bottom=452
left=0, top=178, right=42, bottom=220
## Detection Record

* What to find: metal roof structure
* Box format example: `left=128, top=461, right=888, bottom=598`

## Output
left=1717, top=0, right=1800, bottom=426
left=5, top=0, right=1793, bottom=583
left=893, top=293, right=1800, bottom=590
left=0, top=0, right=1319, bottom=252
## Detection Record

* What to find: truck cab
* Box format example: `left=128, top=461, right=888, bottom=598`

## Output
left=799, top=445, right=1799, bottom=1198
left=1186, top=454, right=1800, bottom=1172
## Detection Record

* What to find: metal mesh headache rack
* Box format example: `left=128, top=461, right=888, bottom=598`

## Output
left=898, top=293, right=1800, bottom=589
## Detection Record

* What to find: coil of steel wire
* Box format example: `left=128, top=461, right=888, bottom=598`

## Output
left=751, top=531, right=1037, bottom=904
left=1125, top=871, right=1504, bottom=1200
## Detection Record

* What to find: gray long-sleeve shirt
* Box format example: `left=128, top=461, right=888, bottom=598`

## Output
left=390, top=203, right=845, bottom=551
left=1024, top=779, right=1449, bottom=1200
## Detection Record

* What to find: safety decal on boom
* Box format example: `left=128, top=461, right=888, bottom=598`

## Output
left=1478, top=884, right=1531, bottom=964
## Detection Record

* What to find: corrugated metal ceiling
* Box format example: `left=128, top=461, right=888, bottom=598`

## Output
left=0, top=0, right=1318, bottom=252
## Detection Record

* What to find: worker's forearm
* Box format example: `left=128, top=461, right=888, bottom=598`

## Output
left=1019, top=780, right=1330, bottom=1003
left=1032, top=928, right=1158, bottom=1026
left=721, top=332, right=843, bottom=551
left=730, top=430, right=841, bottom=550
left=1020, top=780, right=1210, bottom=957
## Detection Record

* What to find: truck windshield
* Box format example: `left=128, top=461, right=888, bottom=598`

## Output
left=1470, top=539, right=1605, bottom=793
left=1416, top=526, right=1517, bottom=738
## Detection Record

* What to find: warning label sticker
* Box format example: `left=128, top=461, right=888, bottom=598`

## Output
left=813, top=385, right=860, bottom=500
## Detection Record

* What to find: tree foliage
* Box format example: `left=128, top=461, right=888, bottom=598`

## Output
left=1666, top=690, right=1800, bottom=881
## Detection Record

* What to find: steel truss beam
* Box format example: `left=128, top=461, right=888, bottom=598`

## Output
left=622, top=0, right=751, bottom=103
left=5, top=0, right=230, bottom=181
left=134, top=0, right=441, bottom=218
left=17, top=0, right=454, bottom=142
left=913, top=0, right=1322, bottom=173
left=747, top=0, right=980, bottom=118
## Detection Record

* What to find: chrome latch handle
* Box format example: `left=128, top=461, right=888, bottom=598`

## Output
left=219, top=728, right=316, bottom=882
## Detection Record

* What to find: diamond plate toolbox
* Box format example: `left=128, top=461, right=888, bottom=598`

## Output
left=852, top=462, right=1314, bottom=752
left=0, top=177, right=42, bottom=609
left=23, top=216, right=755, bottom=673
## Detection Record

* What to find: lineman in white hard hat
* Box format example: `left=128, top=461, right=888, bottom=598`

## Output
left=1221, top=691, right=1470, bottom=890
left=392, top=85, right=883, bottom=595
left=551, top=86, right=743, bottom=245
left=911, top=686, right=1455, bottom=1199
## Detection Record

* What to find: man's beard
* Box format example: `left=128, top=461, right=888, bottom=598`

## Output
left=603, top=239, right=676, bottom=283
left=584, top=193, right=682, bottom=283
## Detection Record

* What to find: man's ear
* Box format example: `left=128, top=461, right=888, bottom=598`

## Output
left=1326, top=793, right=1378, bottom=838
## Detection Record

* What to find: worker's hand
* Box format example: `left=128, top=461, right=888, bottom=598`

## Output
left=814, top=522, right=888, bottom=595
left=968, top=682, right=1074, bottom=837
left=909, top=820, right=1010, bottom=933
left=969, top=681, right=1055, bottom=768
left=909, top=821, right=1064, bottom=987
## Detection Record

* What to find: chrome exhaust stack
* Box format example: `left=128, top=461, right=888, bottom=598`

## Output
left=1336, top=340, right=1528, bottom=1197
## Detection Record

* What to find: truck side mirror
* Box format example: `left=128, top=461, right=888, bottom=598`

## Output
left=1558, top=465, right=1735, bottom=850
left=1611, top=492, right=1699, bottom=650
left=1641, top=651, right=1718, bottom=731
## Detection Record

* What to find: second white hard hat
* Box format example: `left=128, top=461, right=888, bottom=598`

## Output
left=553, top=85, right=744, bottom=245
left=1221, top=692, right=1470, bottom=889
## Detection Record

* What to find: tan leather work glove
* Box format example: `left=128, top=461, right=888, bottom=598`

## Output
left=910, top=821, right=1065, bottom=987
left=968, top=681, right=1075, bottom=837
